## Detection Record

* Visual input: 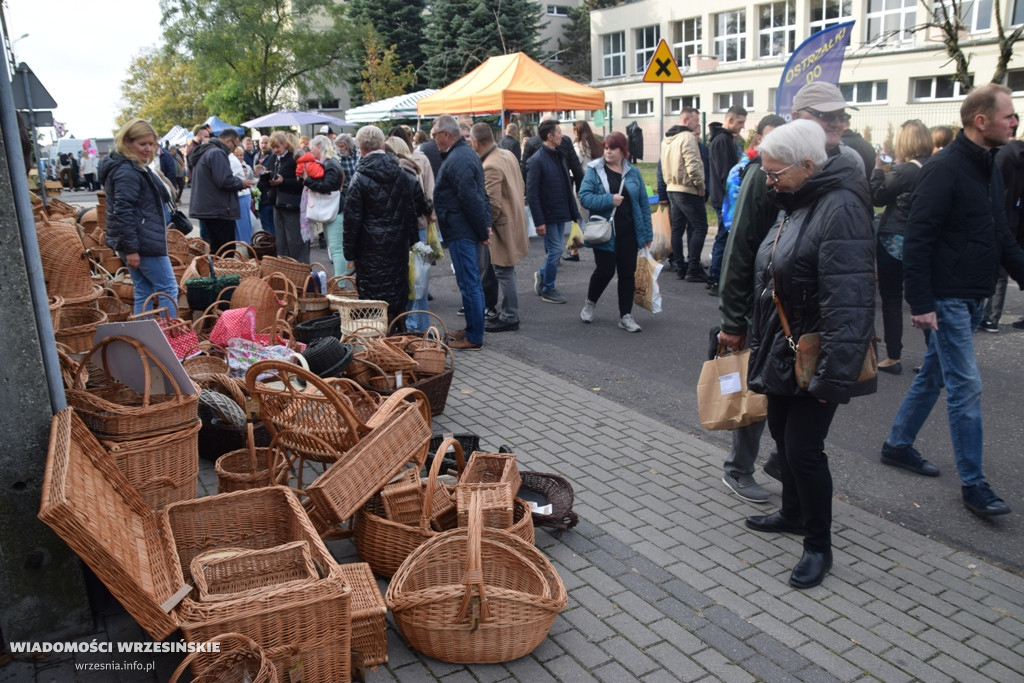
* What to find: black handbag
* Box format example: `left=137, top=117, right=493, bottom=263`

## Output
left=167, top=202, right=194, bottom=234
left=275, top=189, right=302, bottom=210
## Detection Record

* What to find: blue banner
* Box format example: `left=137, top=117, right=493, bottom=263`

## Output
left=775, top=21, right=855, bottom=119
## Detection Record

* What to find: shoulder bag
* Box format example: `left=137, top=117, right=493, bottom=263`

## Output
left=166, top=202, right=194, bottom=234
left=582, top=174, right=623, bottom=244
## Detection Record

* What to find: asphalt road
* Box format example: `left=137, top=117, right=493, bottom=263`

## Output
left=59, top=187, right=1024, bottom=574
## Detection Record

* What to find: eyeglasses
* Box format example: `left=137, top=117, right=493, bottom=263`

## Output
left=802, top=108, right=851, bottom=124
left=764, top=163, right=797, bottom=183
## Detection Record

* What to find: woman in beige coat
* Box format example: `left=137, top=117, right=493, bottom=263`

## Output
left=472, top=123, right=529, bottom=332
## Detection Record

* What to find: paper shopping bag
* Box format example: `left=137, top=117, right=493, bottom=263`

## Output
left=633, top=247, right=663, bottom=313
left=697, top=349, right=767, bottom=430
left=650, top=206, right=672, bottom=262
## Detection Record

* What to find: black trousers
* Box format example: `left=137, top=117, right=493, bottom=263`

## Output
left=587, top=223, right=638, bottom=316
left=205, top=218, right=236, bottom=256
left=767, top=394, right=839, bottom=553
left=876, top=237, right=904, bottom=360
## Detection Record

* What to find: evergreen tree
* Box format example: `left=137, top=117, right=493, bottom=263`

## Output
left=560, top=0, right=623, bottom=84
left=348, top=0, right=427, bottom=89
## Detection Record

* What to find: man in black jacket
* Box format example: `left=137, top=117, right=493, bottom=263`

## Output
left=188, top=128, right=253, bottom=253
left=881, top=84, right=1024, bottom=517
left=521, top=116, right=583, bottom=192
left=497, top=123, right=522, bottom=164
left=707, top=105, right=746, bottom=287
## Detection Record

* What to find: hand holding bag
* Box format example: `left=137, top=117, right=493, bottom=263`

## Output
left=583, top=182, right=623, bottom=245
left=698, top=345, right=767, bottom=430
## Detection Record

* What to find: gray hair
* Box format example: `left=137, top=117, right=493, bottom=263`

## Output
left=433, top=115, right=460, bottom=137
left=758, top=120, right=827, bottom=168
left=309, top=135, right=337, bottom=160
left=355, top=125, right=386, bottom=153
left=335, top=133, right=355, bottom=156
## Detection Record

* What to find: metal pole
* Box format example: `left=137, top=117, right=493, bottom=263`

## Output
left=1, top=64, right=66, bottom=412
left=659, top=82, right=664, bottom=146
left=17, top=63, right=47, bottom=208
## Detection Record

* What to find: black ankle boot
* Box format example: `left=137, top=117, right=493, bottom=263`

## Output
left=789, top=549, right=832, bottom=589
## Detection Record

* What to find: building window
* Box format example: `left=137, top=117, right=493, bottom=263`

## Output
left=716, top=91, right=753, bottom=111
left=911, top=75, right=973, bottom=101
left=1015, top=0, right=1024, bottom=25
left=635, top=25, right=661, bottom=73
left=714, top=10, right=747, bottom=63
left=866, top=0, right=916, bottom=45
left=625, top=99, right=655, bottom=117
left=758, top=1, right=796, bottom=58
left=307, top=99, right=340, bottom=110
left=839, top=80, right=888, bottom=104
left=547, top=5, right=570, bottom=17
left=558, top=110, right=576, bottom=121
left=809, top=0, right=852, bottom=33
left=667, top=95, right=701, bottom=114
left=602, top=32, right=626, bottom=78
left=934, top=0, right=992, bottom=32
left=1008, top=69, right=1024, bottom=92
left=672, top=18, right=702, bottom=68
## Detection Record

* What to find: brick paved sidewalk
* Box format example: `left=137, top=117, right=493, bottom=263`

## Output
left=5, top=348, right=1023, bottom=682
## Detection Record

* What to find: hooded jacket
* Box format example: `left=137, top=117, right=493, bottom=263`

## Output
left=708, top=122, right=740, bottom=209
left=660, top=124, right=704, bottom=196
left=187, top=139, right=243, bottom=220
left=342, top=151, right=419, bottom=310
left=748, top=152, right=876, bottom=404
left=99, top=152, right=171, bottom=257
left=904, top=131, right=1024, bottom=313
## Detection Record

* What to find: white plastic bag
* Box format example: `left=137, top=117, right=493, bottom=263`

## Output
left=525, top=205, right=538, bottom=238
left=408, top=242, right=433, bottom=300
left=634, top=246, right=663, bottom=314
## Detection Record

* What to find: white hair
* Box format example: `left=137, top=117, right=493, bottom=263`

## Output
left=309, top=135, right=337, bottom=160
left=758, top=119, right=828, bottom=168
left=355, top=125, right=386, bottom=153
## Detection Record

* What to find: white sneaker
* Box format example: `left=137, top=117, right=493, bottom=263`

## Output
left=618, top=314, right=641, bottom=333
left=581, top=299, right=596, bottom=323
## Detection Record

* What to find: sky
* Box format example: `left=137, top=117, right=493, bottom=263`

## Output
left=5, top=0, right=165, bottom=141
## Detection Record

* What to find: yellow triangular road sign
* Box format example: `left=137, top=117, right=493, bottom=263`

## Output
left=643, top=40, right=683, bottom=84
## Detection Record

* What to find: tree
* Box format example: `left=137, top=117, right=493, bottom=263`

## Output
left=348, top=0, right=426, bottom=89
left=116, top=46, right=209, bottom=132
left=904, top=0, right=1024, bottom=92
left=159, top=0, right=357, bottom=123
left=422, top=0, right=544, bottom=88
left=360, top=31, right=417, bottom=103
left=559, top=0, right=623, bottom=83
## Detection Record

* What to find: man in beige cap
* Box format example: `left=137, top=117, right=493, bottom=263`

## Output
left=791, top=81, right=866, bottom=175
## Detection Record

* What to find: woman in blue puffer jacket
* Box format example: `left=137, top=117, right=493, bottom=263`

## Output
left=578, top=131, right=653, bottom=332
left=99, top=118, right=177, bottom=315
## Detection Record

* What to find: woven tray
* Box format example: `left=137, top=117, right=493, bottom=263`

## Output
left=191, top=541, right=319, bottom=602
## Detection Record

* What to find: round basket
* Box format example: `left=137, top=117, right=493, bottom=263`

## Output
left=301, top=337, right=354, bottom=378
left=55, top=307, right=108, bottom=353
left=95, top=288, right=133, bottom=323
left=215, top=424, right=286, bottom=493
left=294, top=312, right=340, bottom=345
left=385, top=491, right=567, bottom=664
left=106, top=268, right=134, bottom=303
left=251, top=230, right=276, bottom=258
left=326, top=275, right=358, bottom=298
left=517, top=471, right=579, bottom=530
left=296, top=267, right=330, bottom=321
left=168, top=632, right=277, bottom=683
left=183, top=354, right=230, bottom=378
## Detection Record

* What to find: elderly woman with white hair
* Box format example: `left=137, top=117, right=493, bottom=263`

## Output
left=303, top=134, right=344, bottom=267
left=743, top=119, right=875, bottom=590
left=343, top=125, right=420, bottom=323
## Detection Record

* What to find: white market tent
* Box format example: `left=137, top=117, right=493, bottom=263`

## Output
left=344, top=89, right=438, bottom=124
left=160, top=125, right=190, bottom=147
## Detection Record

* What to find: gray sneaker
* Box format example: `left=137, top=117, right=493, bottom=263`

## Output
left=580, top=299, right=596, bottom=323
left=533, top=271, right=543, bottom=296
left=722, top=474, right=771, bottom=503
left=618, top=313, right=641, bottom=332
left=541, top=288, right=566, bottom=304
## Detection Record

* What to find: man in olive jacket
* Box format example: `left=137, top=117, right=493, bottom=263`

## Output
left=882, top=84, right=1024, bottom=517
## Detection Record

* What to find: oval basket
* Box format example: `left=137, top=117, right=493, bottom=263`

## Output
left=55, top=307, right=108, bottom=353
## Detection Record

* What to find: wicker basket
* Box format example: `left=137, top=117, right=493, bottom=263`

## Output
left=517, top=471, right=579, bottom=531
left=168, top=633, right=277, bottom=683
left=296, top=266, right=330, bottom=323
left=184, top=354, right=230, bottom=378
left=191, top=541, right=319, bottom=602
left=456, top=451, right=522, bottom=530
left=211, top=254, right=260, bottom=281
left=372, top=344, right=455, bottom=417
left=338, top=562, right=388, bottom=669
left=230, top=275, right=290, bottom=331
left=405, top=327, right=447, bottom=375
left=100, top=419, right=200, bottom=510
left=251, top=230, right=276, bottom=258
left=326, top=274, right=358, bottom=298
left=333, top=298, right=388, bottom=337
left=48, top=295, right=64, bottom=329
left=55, top=306, right=107, bottom=353
left=37, top=221, right=96, bottom=298
left=66, top=335, right=199, bottom=440
left=95, top=287, right=133, bottom=323
left=107, top=268, right=134, bottom=303
left=215, top=424, right=287, bottom=494
left=260, top=255, right=310, bottom=287
left=385, top=492, right=566, bottom=663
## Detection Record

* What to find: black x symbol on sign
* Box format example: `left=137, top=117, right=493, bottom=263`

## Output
left=655, top=57, right=672, bottom=77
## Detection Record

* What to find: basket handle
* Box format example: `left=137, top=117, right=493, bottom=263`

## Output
left=246, top=422, right=257, bottom=472
left=422, top=437, right=464, bottom=531
left=365, top=387, right=431, bottom=432
left=167, top=632, right=265, bottom=683
left=71, top=335, right=174, bottom=407
left=214, top=240, right=255, bottom=260
left=387, top=310, right=448, bottom=338
left=137, top=290, right=179, bottom=316
left=326, top=274, right=358, bottom=296
left=456, top=491, right=491, bottom=627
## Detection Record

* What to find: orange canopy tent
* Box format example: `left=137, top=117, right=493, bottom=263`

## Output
left=416, top=52, right=605, bottom=116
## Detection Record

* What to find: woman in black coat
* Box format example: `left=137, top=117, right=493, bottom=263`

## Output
left=259, top=131, right=307, bottom=262
left=744, top=120, right=875, bottom=590
left=343, top=125, right=420, bottom=322
left=869, top=120, right=932, bottom=374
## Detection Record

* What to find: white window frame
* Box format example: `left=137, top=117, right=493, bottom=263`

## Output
left=602, top=31, right=626, bottom=78
left=672, top=17, right=702, bottom=68
left=715, top=90, right=754, bottom=112
left=866, top=0, right=916, bottom=46
left=910, top=74, right=973, bottom=101
left=714, top=10, right=748, bottom=63
left=667, top=95, right=701, bottom=114
left=934, top=0, right=992, bottom=33
left=758, top=1, right=796, bottom=58
left=546, top=4, right=570, bottom=17
left=809, top=0, right=853, bottom=33
left=635, top=25, right=661, bottom=74
left=625, top=99, right=655, bottom=117
left=839, top=80, right=888, bottom=104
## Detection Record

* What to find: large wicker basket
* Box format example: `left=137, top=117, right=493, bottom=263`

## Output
left=100, top=418, right=200, bottom=510
left=260, top=254, right=310, bottom=287
left=385, top=492, right=566, bottom=663
left=55, top=306, right=108, bottom=353
left=168, top=633, right=277, bottom=683
left=333, top=298, right=388, bottom=337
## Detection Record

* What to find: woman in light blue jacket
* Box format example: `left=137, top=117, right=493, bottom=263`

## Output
left=577, top=131, right=653, bottom=332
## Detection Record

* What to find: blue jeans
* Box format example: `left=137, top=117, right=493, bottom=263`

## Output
left=235, top=194, right=254, bottom=243
left=259, top=202, right=275, bottom=236
left=886, top=298, right=986, bottom=485
left=128, top=254, right=179, bottom=317
left=539, top=221, right=568, bottom=292
left=448, top=238, right=484, bottom=344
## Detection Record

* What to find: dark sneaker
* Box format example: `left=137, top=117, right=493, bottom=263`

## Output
left=722, top=474, right=770, bottom=503
left=457, top=306, right=465, bottom=316
left=485, top=307, right=499, bottom=322
left=962, top=482, right=1011, bottom=516
left=685, top=267, right=708, bottom=283
left=977, top=319, right=999, bottom=333
left=485, top=319, right=519, bottom=333
left=1013, top=317, right=1024, bottom=330
left=706, top=283, right=719, bottom=296
left=880, top=443, right=940, bottom=477
left=533, top=271, right=543, bottom=296
left=541, top=289, right=566, bottom=304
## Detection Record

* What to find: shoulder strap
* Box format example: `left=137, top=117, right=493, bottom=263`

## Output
left=770, top=198, right=821, bottom=349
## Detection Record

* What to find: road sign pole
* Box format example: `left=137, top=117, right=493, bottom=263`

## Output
left=659, top=82, right=664, bottom=150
